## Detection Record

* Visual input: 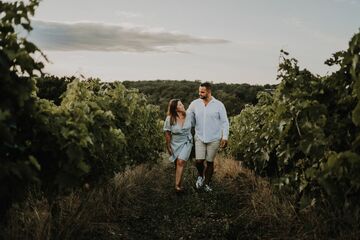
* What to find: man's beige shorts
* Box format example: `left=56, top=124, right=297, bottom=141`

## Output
left=194, top=135, right=220, bottom=162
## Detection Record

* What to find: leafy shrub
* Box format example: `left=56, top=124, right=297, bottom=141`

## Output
left=0, top=1, right=163, bottom=215
left=229, top=32, right=360, bottom=215
left=0, top=0, right=44, bottom=214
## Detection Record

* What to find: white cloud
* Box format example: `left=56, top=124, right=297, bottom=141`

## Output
left=28, top=20, right=230, bottom=52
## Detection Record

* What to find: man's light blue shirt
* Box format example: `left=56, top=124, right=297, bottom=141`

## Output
left=188, top=97, right=229, bottom=143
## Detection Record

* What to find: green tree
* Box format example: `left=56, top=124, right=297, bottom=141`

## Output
left=122, top=80, right=274, bottom=118
left=0, top=0, right=45, bottom=215
left=36, top=75, right=75, bottom=105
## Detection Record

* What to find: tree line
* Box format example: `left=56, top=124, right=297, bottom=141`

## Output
left=122, top=80, right=276, bottom=117
left=37, top=78, right=276, bottom=118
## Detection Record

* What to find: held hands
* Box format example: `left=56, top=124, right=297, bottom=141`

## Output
left=220, top=139, right=228, bottom=148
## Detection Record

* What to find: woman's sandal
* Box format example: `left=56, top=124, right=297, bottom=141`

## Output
left=175, top=186, right=185, bottom=193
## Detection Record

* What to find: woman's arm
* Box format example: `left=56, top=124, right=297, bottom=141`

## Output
left=165, top=131, right=173, bottom=155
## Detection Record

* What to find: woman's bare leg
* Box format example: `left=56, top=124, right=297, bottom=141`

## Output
left=175, top=159, right=186, bottom=190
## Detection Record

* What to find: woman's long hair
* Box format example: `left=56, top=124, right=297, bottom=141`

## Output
left=167, top=99, right=185, bottom=125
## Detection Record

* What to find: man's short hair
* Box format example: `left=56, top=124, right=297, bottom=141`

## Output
left=200, top=82, right=212, bottom=91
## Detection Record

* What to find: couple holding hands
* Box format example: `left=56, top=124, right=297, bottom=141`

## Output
left=163, top=82, right=229, bottom=193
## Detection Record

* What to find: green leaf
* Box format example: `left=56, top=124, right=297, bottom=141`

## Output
left=77, top=161, right=90, bottom=173
left=29, top=155, right=41, bottom=171
left=23, top=40, right=38, bottom=53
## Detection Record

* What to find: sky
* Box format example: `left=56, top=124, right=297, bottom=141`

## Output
left=13, top=0, right=360, bottom=84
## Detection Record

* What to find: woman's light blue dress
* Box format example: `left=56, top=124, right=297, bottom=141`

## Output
left=163, top=113, right=193, bottom=162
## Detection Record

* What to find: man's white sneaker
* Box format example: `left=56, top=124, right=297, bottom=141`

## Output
left=195, top=176, right=204, bottom=189
left=204, top=184, right=213, bottom=192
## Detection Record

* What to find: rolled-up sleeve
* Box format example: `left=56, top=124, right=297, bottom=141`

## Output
left=219, top=103, right=229, bottom=140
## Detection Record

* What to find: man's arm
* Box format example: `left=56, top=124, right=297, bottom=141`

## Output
left=187, top=101, right=196, bottom=127
left=219, top=103, right=229, bottom=147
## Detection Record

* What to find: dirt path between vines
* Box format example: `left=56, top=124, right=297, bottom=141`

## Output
left=81, top=156, right=307, bottom=240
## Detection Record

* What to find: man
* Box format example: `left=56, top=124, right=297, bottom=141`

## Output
left=188, top=82, right=229, bottom=192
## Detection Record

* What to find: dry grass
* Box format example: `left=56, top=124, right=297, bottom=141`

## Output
left=214, top=155, right=359, bottom=240
left=2, top=155, right=359, bottom=239
left=4, top=195, right=50, bottom=240
left=3, top=189, right=100, bottom=240
left=214, top=156, right=303, bottom=239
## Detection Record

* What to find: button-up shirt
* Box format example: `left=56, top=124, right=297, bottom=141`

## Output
left=188, top=97, right=229, bottom=143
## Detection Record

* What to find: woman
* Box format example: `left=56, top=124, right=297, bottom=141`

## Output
left=163, top=99, right=193, bottom=193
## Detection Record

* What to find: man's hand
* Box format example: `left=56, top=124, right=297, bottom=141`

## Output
left=220, top=139, right=228, bottom=148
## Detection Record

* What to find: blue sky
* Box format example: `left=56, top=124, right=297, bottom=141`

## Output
left=18, top=0, right=360, bottom=84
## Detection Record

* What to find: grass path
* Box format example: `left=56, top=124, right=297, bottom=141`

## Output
left=109, top=158, right=242, bottom=239
left=7, top=156, right=353, bottom=239
left=80, top=156, right=303, bottom=240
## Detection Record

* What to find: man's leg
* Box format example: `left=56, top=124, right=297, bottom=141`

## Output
left=204, top=161, right=214, bottom=185
left=195, top=159, right=205, bottom=177
left=203, top=140, right=220, bottom=186
left=195, top=136, right=206, bottom=188
left=195, top=160, right=205, bottom=189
